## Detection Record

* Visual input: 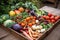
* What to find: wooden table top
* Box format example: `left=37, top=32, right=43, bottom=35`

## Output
left=43, top=21, right=60, bottom=40
left=40, top=6, right=60, bottom=16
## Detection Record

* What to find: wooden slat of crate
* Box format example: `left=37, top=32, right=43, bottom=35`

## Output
left=0, top=28, right=9, bottom=39
left=0, top=26, right=27, bottom=40
left=44, top=22, right=60, bottom=40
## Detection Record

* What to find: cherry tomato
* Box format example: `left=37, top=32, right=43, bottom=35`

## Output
left=42, top=15, right=46, bottom=19
left=32, top=19, right=36, bottom=22
left=45, top=16, right=49, bottom=20
left=26, top=17, right=30, bottom=22
left=32, top=21, right=36, bottom=25
left=51, top=19, right=55, bottom=23
left=50, top=16, right=55, bottom=20
left=28, top=23, right=33, bottom=27
left=55, top=16, right=60, bottom=21
left=48, top=13, right=52, bottom=17
left=21, top=22, right=25, bottom=27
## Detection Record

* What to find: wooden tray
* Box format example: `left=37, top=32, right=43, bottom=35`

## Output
left=0, top=19, right=60, bottom=40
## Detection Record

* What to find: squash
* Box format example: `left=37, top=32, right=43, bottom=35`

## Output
left=4, top=20, right=16, bottom=28
left=1, top=14, right=10, bottom=21
left=9, top=11, right=16, bottom=16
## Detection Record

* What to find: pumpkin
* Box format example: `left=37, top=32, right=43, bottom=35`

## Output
left=4, top=20, right=16, bottom=28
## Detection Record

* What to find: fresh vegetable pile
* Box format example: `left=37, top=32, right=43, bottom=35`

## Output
left=0, top=2, right=60, bottom=40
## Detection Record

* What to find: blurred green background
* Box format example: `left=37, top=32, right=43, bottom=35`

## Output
left=0, top=0, right=44, bottom=15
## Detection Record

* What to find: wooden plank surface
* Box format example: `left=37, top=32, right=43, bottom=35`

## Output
left=43, top=21, right=60, bottom=40
left=0, top=27, right=20, bottom=40
left=40, top=6, right=60, bottom=15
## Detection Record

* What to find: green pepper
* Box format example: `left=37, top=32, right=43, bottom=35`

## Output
left=43, top=25, right=48, bottom=30
left=40, top=23, right=44, bottom=26
left=47, top=23, right=53, bottom=28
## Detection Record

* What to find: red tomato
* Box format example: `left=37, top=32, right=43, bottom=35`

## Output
left=45, top=16, right=50, bottom=20
left=14, top=10, right=20, bottom=14
left=50, top=16, right=55, bottom=20
left=48, top=13, right=52, bottom=17
left=42, top=15, right=46, bottom=19
left=55, top=16, right=60, bottom=21
left=51, top=19, right=55, bottom=23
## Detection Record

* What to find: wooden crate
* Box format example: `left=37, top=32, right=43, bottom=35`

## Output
left=0, top=6, right=60, bottom=40
left=0, top=19, right=60, bottom=40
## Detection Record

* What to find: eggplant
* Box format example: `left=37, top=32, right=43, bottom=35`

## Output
left=30, top=10, right=37, bottom=16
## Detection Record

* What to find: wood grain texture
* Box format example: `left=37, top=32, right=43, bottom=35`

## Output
left=43, top=21, right=60, bottom=40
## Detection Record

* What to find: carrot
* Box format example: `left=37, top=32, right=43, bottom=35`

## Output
left=22, top=31, right=33, bottom=40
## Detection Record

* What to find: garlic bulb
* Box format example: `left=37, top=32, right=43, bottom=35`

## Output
left=40, top=29, right=45, bottom=33
left=36, top=30, right=41, bottom=33
left=32, top=25, right=36, bottom=30
left=40, top=25, right=43, bottom=29
left=32, top=25, right=42, bottom=30
left=36, top=20, right=39, bottom=23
